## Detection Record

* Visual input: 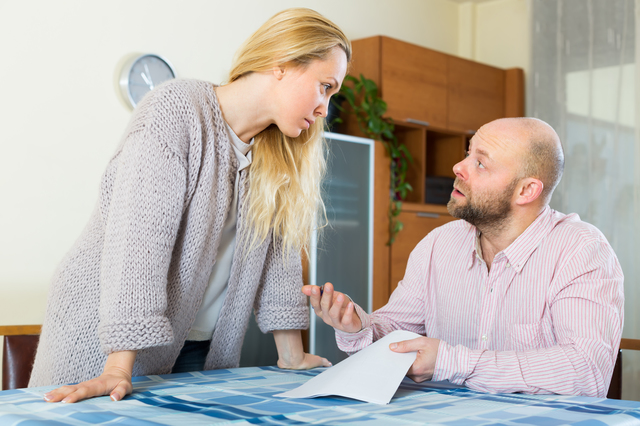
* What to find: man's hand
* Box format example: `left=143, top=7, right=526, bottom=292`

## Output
left=302, top=282, right=362, bottom=333
left=390, top=337, right=441, bottom=382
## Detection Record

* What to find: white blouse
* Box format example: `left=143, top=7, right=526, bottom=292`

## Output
left=187, top=122, right=253, bottom=341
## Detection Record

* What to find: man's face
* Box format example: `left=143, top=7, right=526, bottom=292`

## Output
left=447, top=122, right=524, bottom=229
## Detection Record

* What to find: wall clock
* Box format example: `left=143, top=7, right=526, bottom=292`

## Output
left=118, top=53, right=176, bottom=109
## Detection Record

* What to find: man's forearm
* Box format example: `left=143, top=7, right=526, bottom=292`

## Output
left=335, top=285, right=428, bottom=355
left=434, top=341, right=612, bottom=397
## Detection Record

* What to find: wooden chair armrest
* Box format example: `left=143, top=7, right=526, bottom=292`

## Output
left=620, top=338, right=640, bottom=351
left=0, top=325, right=42, bottom=336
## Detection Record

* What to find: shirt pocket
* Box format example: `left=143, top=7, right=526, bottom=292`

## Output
left=510, top=322, right=543, bottom=352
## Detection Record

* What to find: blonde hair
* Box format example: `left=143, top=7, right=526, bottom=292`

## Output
left=228, top=8, right=351, bottom=256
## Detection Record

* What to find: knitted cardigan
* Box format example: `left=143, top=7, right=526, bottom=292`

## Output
left=29, top=79, right=309, bottom=387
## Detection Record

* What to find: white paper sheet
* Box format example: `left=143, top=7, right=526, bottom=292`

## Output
left=275, top=330, right=420, bottom=405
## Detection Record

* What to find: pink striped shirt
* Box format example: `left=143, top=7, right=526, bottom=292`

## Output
left=337, top=206, right=624, bottom=397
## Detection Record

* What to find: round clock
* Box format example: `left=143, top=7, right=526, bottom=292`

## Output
left=118, top=53, right=176, bottom=109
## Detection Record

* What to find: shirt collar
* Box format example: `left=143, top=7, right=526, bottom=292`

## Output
left=501, top=205, right=553, bottom=273
left=466, top=224, right=480, bottom=270
left=466, top=206, right=554, bottom=273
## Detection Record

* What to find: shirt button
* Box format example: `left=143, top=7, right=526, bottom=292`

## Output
left=506, top=263, right=511, bottom=268
left=481, top=335, right=488, bottom=341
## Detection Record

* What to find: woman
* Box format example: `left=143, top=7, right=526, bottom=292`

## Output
left=30, top=8, right=351, bottom=403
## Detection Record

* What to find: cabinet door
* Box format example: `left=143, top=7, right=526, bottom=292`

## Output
left=448, top=56, right=505, bottom=133
left=390, top=210, right=456, bottom=293
left=381, top=37, right=448, bottom=128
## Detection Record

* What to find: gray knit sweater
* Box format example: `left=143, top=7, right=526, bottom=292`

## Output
left=29, top=79, right=309, bottom=387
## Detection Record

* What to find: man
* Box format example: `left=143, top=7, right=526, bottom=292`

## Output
left=302, top=117, right=624, bottom=398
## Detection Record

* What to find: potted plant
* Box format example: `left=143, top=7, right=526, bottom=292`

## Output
left=331, top=74, right=413, bottom=244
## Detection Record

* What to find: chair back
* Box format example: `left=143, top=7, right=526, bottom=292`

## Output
left=607, top=338, right=640, bottom=399
left=0, top=325, right=41, bottom=390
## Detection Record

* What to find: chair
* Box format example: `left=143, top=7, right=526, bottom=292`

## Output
left=607, top=338, right=640, bottom=399
left=0, top=325, right=41, bottom=390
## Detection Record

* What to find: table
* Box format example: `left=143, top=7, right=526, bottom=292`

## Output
left=1, top=366, right=640, bottom=425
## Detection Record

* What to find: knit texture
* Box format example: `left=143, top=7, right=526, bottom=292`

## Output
left=29, top=79, right=309, bottom=387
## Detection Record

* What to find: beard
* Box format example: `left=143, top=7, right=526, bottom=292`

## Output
left=447, top=177, right=519, bottom=230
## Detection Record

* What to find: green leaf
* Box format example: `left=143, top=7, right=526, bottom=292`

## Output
left=362, top=77, right=377, bottom=92
left=344, top=74, right=358, bottom=84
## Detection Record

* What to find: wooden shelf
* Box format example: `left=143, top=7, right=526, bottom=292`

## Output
left=343, top=35, right=525, bottom=307
left=401, top=202, right=451, bottom=214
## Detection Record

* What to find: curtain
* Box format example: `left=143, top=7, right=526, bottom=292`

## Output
left=530, top=0, right=639, bottom=400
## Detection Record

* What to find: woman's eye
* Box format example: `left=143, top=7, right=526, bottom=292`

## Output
left=323, top=84, right=332, bottom=92
left=478, top=161, right=485, bottom=169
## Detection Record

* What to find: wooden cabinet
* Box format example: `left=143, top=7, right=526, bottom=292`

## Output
left=349, top=35, right=524, bottom=132
left=365, top=131, right=463, bottom=310
left=448, top=56, right=505, bottom=133
left=341, top=35, right=525, bottom=309
left=390, top=205, right=454, bottom=292
left=372, top=141, right=391, bottom=310
left=381, top=37, right=449, bottom=128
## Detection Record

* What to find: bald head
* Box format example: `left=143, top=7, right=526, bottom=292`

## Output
left=483, top=117, right=564, bottom=204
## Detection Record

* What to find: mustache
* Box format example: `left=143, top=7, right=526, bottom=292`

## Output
left=454, top=178, right=470, bottom=195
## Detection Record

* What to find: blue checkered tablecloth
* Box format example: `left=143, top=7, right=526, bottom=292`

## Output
left=1, top=366, right=640, bottom=425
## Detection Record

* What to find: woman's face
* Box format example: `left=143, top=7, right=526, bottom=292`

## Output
left=272, top=47, right=348, bottom=138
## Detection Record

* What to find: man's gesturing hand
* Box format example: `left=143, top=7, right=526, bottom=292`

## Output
left=390, top=337, right=441, bottom=382
left=301, top=282, right=362, bottom=333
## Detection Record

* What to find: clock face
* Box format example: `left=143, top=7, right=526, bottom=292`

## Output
left=124, top=54, right=176, bottom=108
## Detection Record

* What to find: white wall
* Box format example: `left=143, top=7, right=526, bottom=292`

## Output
left=458, top=0, right=531, bottom=74
left=0, top=0, right=533, bottom=386
left=0, top=0, right=459, bottom=329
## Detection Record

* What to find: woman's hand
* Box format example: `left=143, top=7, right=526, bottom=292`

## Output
left=302, top=282, right=362, bottom=333
left=43, top=350, right=136, bottom=403
left=277, top=352, right=331, bottom=370
left=272, top=329, right=331, bottom=370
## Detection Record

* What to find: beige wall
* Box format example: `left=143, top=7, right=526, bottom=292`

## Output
left=0, top=0, right=460, bottom=328
left=458, top=0, right=531, bottom=74
left=0, top=0, right=530, bottom=384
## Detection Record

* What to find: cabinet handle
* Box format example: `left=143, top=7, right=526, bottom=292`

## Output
left=405, top=118, right=430, bottom=127
left=417, top=212, right=440, bottom=219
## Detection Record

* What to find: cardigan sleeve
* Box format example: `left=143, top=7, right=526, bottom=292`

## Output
left=97, top=109, right=188, bottom=354
left=253, top=237, right=309, bottom=333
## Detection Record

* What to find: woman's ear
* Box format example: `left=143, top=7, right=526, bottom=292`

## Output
left=272, top=65, right=286, bottom=80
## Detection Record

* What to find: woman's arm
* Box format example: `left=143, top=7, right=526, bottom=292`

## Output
left=43, top=350, right=137, bottom=403
left=272, top=329, right=331, bottom=369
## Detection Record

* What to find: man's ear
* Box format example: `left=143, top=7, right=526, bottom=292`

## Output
left=515, top=178, right=544, bottom=206
left=272, top=65, right=286, bottom=80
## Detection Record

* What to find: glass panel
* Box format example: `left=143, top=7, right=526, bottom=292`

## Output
left=313, top=135, right=372, bottom=364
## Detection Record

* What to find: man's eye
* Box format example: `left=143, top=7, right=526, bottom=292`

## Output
left=478, top=161, right=485, bottom=169
left=465, top=151, right=470, bottom=158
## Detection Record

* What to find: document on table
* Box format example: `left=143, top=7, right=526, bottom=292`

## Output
left=275, top=330, right=420, bottom=405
